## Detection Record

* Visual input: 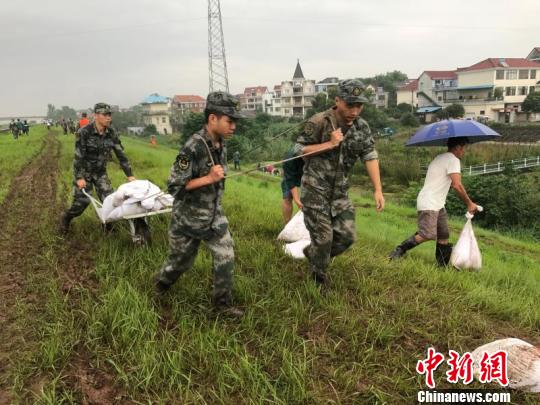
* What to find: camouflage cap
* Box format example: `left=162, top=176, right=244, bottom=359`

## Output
left=337, top=79, right=369, bottom=104
left=94, top=102, right=112, bottom=114
left=206, top=91, right=244, bottom=119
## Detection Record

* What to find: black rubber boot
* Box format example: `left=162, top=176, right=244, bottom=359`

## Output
left=435, top=243, right=453, bottom=266
left=58, top=213, right=72, bottom=236
left=388, top=234, right=419, bottom=260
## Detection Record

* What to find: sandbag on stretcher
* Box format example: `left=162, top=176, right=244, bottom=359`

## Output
left=99, top=180, right=173, bottom=222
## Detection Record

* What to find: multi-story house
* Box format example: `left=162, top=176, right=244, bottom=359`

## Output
left=141, top=93, right=172, bottom=135
left=172, top=95, right=206, bottom=114
left=315, top=77, right=339, bottom=94
left=396, top=79, right=418, bottom=107
left=454, top=57, right=540, bottom=122
left=527, top=47, right=540, bottom=63
left=239, top=86, right=270, bottom=114
left=267, top=85, right=282, bottom=116
left=366, top=84, right=389, bottom=109
left=279, top=60, right=316, bottom=118
left=417, top=71, right=458, bottom=107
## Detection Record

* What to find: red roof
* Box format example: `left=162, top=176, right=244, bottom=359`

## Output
left=243, top=86, right=268, bottom=95
left=457, top=58, right=540, bottom=72
left=398, top=79, right=418, bottom=91
left=423, top=70, right=457, bottom=79
left=173, top=95, right=205, bottom=103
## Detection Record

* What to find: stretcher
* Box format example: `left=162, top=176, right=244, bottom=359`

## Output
left=81, top=188, right=172, bottom=245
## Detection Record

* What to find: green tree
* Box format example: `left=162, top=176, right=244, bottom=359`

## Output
left=361, top=104, right=390, bottom=130
left=396, top=103, right=413, bottom=114
left=400, top=112, right=419, bottom=127
left=181, top=112, right=205, bottom=143
left=112, top=109, right=142, bottom=133
left=142, top=124, right=157, bottom=136
left=522, top=91, right=540, bottom=113
left=47, top=104, right=56, bottom=119
left=445, top=103, right=465, bottom=118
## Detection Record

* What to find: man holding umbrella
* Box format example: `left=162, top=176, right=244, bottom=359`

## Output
left=389, top=136, right=478, bottom=265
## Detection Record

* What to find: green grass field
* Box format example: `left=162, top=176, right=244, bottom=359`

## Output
left=8, top=130, right=540, bottom=403
left=0, top=126, right=47, bottom=203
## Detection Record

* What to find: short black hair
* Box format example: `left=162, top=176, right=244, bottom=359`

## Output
left=447, top=136, right=469, bottom=149
left=204, top=108, right=238, bottom=123
left=82, top=112, right=87, bottom=117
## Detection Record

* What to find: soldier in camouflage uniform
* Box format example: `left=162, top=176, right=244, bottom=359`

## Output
left=294, top=79, right=385, bottom=285
left=155, top=92, right=244, bottom=317
left=59, top=102, right=140, bottom=234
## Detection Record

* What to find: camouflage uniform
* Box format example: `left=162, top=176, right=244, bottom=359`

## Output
left=156, top=92, right=243, bottom=306
left=294, top=79, right=378, bottom=280
left=63, top=103, right=133, bottom=221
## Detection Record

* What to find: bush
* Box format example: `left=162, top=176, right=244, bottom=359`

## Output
left=400, top=112, right=419, bottom=127
left=142, top=124, right=157, bottom=136
left=445, top=172, right=540, bottom=240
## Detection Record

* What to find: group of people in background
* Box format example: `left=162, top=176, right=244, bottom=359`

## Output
left=8, top=119, right=30, bottom=139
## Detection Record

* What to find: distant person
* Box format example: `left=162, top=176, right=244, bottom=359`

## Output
left=388, top=137, right=478, bottom=266
left=78, top=112, right=89, bottom=130
left=46, top=120, right=51, bottom=131
left=61, top=118, right=68, bottom=135
left=22, top=120, right=29, bottom=135
left=9, top=119, right=18, bottom=139
left=59, top=103, right=149, bottom=241
left=294, top=79, right=384, bottom=286
left=154, top=91, right=245, bottom=317
left=233, top=150, right=240, bottom=170
left=281, top=147, right=304, bottom=223
left=16, top=119, right=24, bottom=138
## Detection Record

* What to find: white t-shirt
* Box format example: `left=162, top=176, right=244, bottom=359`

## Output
left=417, top=152, right=461, bottom=211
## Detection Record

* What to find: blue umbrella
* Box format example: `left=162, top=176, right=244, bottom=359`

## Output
left=406, top=119, right=501, bottom=147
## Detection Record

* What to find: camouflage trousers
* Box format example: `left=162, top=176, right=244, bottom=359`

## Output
left=64, top=173, right=113, bottom=219
left=303, top=206, right=356, bottom=277
left=157, top=227, right=235, bottom=305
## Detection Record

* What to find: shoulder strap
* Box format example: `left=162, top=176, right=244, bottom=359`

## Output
left=194, top=134, right=216, bottom=166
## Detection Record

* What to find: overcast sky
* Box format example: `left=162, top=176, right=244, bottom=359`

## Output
left=1, top=0, right=539, bottom=116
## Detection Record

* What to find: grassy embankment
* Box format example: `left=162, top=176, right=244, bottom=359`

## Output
left=9, top=133, right=540, bottom=403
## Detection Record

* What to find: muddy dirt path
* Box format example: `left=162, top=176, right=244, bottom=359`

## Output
left=0, top=132, right=126, bottom=404
left=0, top=132, right=60, bottom=403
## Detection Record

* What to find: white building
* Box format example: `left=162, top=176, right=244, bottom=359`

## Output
left=278, top=60, right=316, bottom=118
left=141, top=93, right=172, bottom=135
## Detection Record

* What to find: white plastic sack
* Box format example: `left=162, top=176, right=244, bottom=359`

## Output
left=106, top=203, right=147, bottom=221
left=277, top=211, right=310, bottom=242
left=450, top=211, right=481, bottom=271
left=472, top=338, right=540, bottom=392
left=117, top=180, right=161, bottom=205
left=283, top=239, right=310, bottom=259
left=100, top=194, right=116, bottom=222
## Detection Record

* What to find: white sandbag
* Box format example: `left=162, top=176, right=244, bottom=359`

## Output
left=117, top=180, right=160, bottom=204
left=100, top=194, right=116, bottom=222
left=153, top=194, right=174, bottom=211
left=277, top=211, right=310, bottom=242
left=450, top=211, right=481, bottom=271
left=283, top=239, right=311, bottom=259
left=112, top=189, right=126, bottom=207
left=472, top=338, right=540, bottom=392
left=106, top=203, right=147, bottom=222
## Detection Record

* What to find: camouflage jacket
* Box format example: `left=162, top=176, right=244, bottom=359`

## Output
left=294, top=107, right=378, bottom=215
left=167, top=128, right=229, bottom=238
left=73, top=123, right=132, bottom=179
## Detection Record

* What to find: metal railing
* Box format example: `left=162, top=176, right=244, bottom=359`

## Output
left=421, top=156, right=540, bottom=176
left=463, top=156, right=540, bottom=176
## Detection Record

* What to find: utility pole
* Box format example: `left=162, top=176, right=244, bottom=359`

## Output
left=208, top=0, right=229, bottom=93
